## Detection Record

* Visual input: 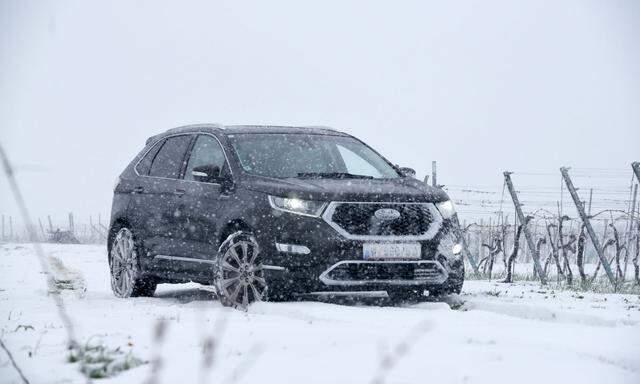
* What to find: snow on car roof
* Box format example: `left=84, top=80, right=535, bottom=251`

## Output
left=224, top=125, right=347, bottom=136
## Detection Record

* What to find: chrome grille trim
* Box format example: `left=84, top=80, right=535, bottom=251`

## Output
left=321, top=201, right=443, bottom=241
left=319, top=260, right=448, bottom=286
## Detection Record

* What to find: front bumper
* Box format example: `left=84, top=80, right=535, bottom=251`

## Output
left=255, top=208, right=462, bottom=293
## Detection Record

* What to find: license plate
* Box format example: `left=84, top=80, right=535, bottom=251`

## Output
left=362, top=243, right=421, bottom=260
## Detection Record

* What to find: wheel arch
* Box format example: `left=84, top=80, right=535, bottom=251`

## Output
left=218, top=219, right=254, bottom=247
left=107, top=217, right=131, bottom=255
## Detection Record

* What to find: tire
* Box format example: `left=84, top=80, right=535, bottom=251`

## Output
left=215, top=232, right=269, bottom=309
left=109, top=227, right=157, bottom=298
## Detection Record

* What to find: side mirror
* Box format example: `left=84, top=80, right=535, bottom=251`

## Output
left=398, top=167, right=416, bottom=178
left=192, top=165, right=221, bottom=183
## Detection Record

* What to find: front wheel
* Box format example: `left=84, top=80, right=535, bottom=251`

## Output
left=215, top=232, right=268, bottom=309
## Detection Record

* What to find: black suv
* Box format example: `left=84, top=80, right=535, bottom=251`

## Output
left=108, top=124, right=464, bottom=307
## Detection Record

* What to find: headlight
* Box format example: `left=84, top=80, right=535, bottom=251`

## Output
left=268, top=196, right=327, bottom=217
left=436, top=200, right=456, bottom=220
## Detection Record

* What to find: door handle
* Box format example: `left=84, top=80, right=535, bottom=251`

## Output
left=173, top=189, right=186, bottom=197
left=133, top=186, right=144, bottom=194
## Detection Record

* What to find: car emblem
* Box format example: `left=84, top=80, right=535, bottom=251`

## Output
left=374, top=208, right=401, bottom=221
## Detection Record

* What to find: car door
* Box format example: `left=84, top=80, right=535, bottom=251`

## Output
left=127, top=138, right=166, bottom=256
left=141, top=134, right=194, bottom=261
left=171, top=133, right=231, bottom=277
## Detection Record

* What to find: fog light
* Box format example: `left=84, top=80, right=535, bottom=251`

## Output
left=275, top=243, right=311, bottom=255
left=452, top=243, right=463, bottom=255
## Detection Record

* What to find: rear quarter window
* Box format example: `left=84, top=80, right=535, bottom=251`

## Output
left=148, top=135, right=193, bottom=179
left=135, top=140, right=165, bottom=176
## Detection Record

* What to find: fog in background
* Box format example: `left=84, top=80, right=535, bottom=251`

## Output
left=1, top=0, right=639, bottom=228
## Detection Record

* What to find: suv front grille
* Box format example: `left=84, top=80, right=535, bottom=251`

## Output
left=322, top=202, right=442, bottom=240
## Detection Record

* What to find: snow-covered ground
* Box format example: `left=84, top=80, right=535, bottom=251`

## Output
left=1, top=243, right=639, bottom=384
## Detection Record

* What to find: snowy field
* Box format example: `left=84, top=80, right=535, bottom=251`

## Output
left=1, top=243, right=639, bottom=384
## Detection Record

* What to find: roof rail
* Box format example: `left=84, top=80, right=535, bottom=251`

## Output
left=301, top=125, right=341, bottom=133
left=145, top=123, right=224, bottom=145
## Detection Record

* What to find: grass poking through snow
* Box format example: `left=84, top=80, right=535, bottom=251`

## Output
left=68, top=339, right=146, bottom=379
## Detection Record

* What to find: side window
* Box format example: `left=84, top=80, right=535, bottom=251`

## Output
left=149, top=135, right=192, bottom=179
left=184, top=135, right=227, bottom=182
left=135, top=140, right=165, bottom=175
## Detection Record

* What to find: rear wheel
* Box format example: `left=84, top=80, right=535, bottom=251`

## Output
left=109, top=227, right=157, bottom=298
left=215, top=232, right=268, bottom=309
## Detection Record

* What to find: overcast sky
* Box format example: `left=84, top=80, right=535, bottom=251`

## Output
left=1, top=0, right=639, bottom=228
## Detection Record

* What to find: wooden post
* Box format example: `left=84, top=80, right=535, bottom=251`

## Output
left=560, top=167, right=616, bottom=287
left=454, top=215, right=480, bottom=276
left=68, top=212, right=75, bottom=234
left=624, top=184, right=638, bottom=278
left=9, top=216, right=13, bottom=240
left=431, top=161, right=437, bottom=187
left=632, top=162, right=640, bottom=183
left=47, top=215, right=53, bottom=233
left=478, top=218, right=484, bottom=266
left=503, top=172, right=546, bottom=283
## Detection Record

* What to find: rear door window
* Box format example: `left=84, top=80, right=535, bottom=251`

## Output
left=149, top=135, right=193, bottom=179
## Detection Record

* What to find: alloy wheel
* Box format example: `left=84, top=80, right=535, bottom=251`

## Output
left=109, top=228, right=138, bottom=298
left=217, top=238, right=266, bottom=308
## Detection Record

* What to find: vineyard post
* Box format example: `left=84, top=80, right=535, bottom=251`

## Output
left=503, top=172, right=546, bottom=284
left=623, top=184, right=638, bottom=278
left=560, top=167, right=617, bottom=288
left=454, top=215, right=480, bottom=276
left=431, top=161, right=437, bottom=187
left=68, top=212, right=75, bottom=235
left=478, top=218, right=484, bottom=264
left=632, top=162, right=640, bottom=183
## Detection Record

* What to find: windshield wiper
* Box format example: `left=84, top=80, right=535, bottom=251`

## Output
left=296, top=172, right=374, bottom=179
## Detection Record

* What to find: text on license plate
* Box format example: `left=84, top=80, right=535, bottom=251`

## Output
left=362, top=243, right=421, bottom=260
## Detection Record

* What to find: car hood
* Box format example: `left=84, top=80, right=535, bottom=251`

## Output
left=242, top=175, right=449, bottom=203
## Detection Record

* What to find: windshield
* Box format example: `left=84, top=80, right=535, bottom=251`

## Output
left=228, top=133, right=401, bottom=179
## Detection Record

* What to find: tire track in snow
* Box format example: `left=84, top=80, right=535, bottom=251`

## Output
left=461, top=298, right=638, bottom=327
left=47, top=255, right=86, bottom=298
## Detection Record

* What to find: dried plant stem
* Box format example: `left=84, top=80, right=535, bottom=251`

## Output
left=0, top=143, right=80, bottom=353
left=0, top=337, right=30, bottom=384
